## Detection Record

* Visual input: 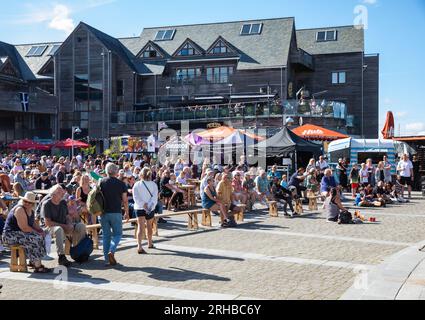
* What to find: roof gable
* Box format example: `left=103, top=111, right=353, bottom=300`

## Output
left=0, top=57, right=20, bottom=78
left=136, top=41, right=167, bottom=59
left=0, top=41, right=35, bottom=81
left=206, top=36, right=239, bottom=56
left=172, top=38, right=205, bottom=57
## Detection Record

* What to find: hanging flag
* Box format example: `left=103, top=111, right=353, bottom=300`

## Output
left=381, top=111, right=395, bottom=139
left=19, top=93, right=29, bottom=112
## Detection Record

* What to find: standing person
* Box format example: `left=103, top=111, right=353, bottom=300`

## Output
left=316, top=156, right=329, bottom=181
left=412, top=155, right=421, bottom=191
left=375, top=161, right=387, bottom=184
left=359, top=163, right=369, bottom=188
left=366, top=159, right=375, bottom=186
left=336, top=159, right=348, bottom=192
left=396, top=154, right=414, bottom=199
left=383, top=155, right=393, bottom=183
left=349, top=163, right=360, bottom=198
left=132, top=168, right=158, bottom=254
left=173, top=158, right=184, bottom=177
left=99, top=163, right=130, bottom=266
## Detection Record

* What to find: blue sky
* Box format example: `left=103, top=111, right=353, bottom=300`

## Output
left=1, top=0, right=424, bottom=136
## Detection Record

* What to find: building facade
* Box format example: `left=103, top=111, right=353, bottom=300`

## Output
left=0, top=17, right=379, bottom=145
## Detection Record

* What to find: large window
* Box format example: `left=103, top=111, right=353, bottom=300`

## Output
left=332, top=71, right=346, bottom=84
left=207, top=66, right=234, bottom=84
left=175, top=68, right=202, bottom=84
left=74, top=74, right=103, bottom=129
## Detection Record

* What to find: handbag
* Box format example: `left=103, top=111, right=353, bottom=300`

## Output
left=338, top=210, right=353, bottom=224
left=142, top=181, right=155, bottom=216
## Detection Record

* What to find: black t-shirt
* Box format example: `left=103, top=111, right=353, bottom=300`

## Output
left=35, top=177, right=52, bottom=190
left=160, top=177, right=172, bottom=195
left=99, top=177, right=127, bottom=214
left=56, top=171, right=65, bottom=184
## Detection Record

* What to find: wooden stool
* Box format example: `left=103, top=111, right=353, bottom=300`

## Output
left=235, top=204, right=246, bottom=222
left=202, top=209, right=212, bottom=227
left=187, top=212, right=199, bottom=230
left=307, top=191, right=318, bottom=211
left=10, top=245, right=28, bottom=272
left=295, top=199, right=304, bottom=214
left=269, top=201, right=278, bottom=217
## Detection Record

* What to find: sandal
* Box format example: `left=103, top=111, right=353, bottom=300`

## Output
left=137, top=248, right=147, bottom=254
left=148, top=244, right=156, bottom=249
left=34, top=266, right=52, bottom=273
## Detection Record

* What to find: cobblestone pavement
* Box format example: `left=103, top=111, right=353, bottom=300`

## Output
left=1, top=192, right=424, bottom=300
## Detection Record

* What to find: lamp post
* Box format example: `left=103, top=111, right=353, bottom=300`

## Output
left=71, top=126, right=82, bottom=159
left=228, top=83, right=233, bottom=106
left=166, top=86, right=171, bottom=108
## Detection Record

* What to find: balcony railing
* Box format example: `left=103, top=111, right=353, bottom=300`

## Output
left=291, top=49, right=314, bottom=70
left=111, top=99, right=348, bottom=125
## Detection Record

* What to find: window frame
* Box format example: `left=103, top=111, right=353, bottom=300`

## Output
left=206, top=66, right=234, bottom=84
left=331, top=71, right=347, bottom=85
left=154, top=29, right=176, bottom=41
left=240, top=23, right=263, bottom=36
left=317, top=30, right=337, bottom=42
left=26, top=45, right=48, bottom=57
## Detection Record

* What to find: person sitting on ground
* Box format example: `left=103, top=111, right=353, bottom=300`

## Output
left=202, top=177, right=232, bottom=228
left=271, top=177, right=295, bottom=217
left=324, top=188, right=347, bottom=222
left=373, top=181, right=393, bottom=205
left=255, top=170, right=273, bottom=205
left=364, top=184, right=385, bottom=207
left=355, top=186, right=383, bottom=207
left=320, top=169, right=337, bottom=199
left=2, top=192, right=51, bottom=273
left=40, top=185, right=87, bottom=267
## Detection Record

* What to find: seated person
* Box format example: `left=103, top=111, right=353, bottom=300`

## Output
left=2, top=192, right=51, bottom=273
left=243, top=172, right=257, bottom=210
left=232, top=172, right=248, bottom=205
left=280, top=174, right=289, bottom=189
left=354, top=186, right=383, bottom=207
left=270, top=177, right=294, bottom=217
left=320, top=169, right=337, bottom=199
left=365, top=184, right=385, bottom=207
left=35, top=172, right=52, bottom=190
left=202, top=177, right=232, bottom=228
left=305, top=168, right=319, bottom=195
left=255, top=170, right=273, bottom=205
left=289, top=168, right=307, bottom=200
left=373, top=181, right=393, bottom=205
left=160, top=171, right=183, bottom=211
left=267, top=165, right=282, bottom=181
left=40, top=185, right=87, bottom=267
left=324, top=188, right=347, bottom=222
left=216, top=174, right=240, bottom=225
left=393, top=177, right=409, bottom=203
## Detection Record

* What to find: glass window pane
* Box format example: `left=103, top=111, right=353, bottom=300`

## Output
left=27, top=47, right=38, bottom=56
left=251, top=24, right=261, bottom=34
left=326, top=31, right=336, bottom=41
left=164, top=30, right=174, bottom=40
left=332, top=72, right=338, bottom=84
left=317, top=32, right=326, bottom=41
left=35, top=46, right=47, bottom=56
left=339, top=72, right=346, bottom=83
left=155, top=31, right=165, bottom=40
left=241, top=24, right=251, bottom=35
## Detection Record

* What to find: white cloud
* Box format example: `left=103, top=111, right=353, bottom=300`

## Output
left=405, top=122, right=425, bottom=135
left=48, top=4, right=75, bottom=34
left=86, top=0, right=116, bottom=8
left=362, top=0, right=377, bottom=4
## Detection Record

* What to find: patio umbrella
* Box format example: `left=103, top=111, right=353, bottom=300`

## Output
left=381, top=111, right=395, bottom=139
left=9, top=139, right=52, bottom=151
left=53, top=139, right=90, bottom=149
left=292, top=124, right=349, bottom=141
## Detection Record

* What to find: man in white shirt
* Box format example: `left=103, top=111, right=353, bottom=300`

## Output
left=76, top=154, right=83, bottom=167
left=316, top=155, right=329, bottom=180
left=396, top=154, right=414, bottom=199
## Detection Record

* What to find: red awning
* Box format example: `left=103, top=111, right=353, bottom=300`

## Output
left=292, top=124, right=349, bottom=141
left=381, top=111, right=395, bottom=139
left=9, top=140, right=52, bottom=151
left=53, top=139, right=90, bottom=149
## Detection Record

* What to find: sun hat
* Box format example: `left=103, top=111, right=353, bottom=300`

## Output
left=19, top=192, right=38, bottom=204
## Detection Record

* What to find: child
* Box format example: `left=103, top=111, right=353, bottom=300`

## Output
left=349, top=163, right=360, bottom=198
left=359, top=163, right=369, bottom=188
left=280, top=174, right=289, bottom=189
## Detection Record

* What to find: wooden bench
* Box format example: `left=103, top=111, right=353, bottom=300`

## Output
left=10, top=245, right=28, bottom=272
left=268, top=201, right=278, bottom=217
left=87, top=209, right=203, bottom=249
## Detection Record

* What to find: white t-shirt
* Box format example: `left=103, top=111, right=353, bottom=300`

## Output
left=397, top=160, right=413, bottom=177
left=134, top=160, right=142, bottom=168
left=359, top=168, right=369, bottom=183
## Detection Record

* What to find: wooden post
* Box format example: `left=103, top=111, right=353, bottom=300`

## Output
left=269, top=201, right=278, bottom=217
left=202, top=209, right=212, bottom=227
left=10, top=246, right=28, bottom=273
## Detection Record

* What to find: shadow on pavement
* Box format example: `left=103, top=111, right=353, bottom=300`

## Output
left=139, top=266, right=231, bottom=282
left=150, top=248, right=244, bottom=262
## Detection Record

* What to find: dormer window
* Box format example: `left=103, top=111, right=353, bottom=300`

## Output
left=26, top=45, right=48, bottom=57
left=176, top=43, right=200, bottom=56
left=48, top=44, right=61, bottom=56
left=316, top=30, right=337, bottom=42
left=155, top=29, right=175, bottom=41
left=240, top=23, right=263, bottom=35
left=211, top=41, right=228, bottom=54
left=142, top=45, right=159, bottom=58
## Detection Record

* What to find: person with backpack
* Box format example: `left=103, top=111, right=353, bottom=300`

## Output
left=324, top=188, right=349, bottom=223
left=99, top=163, right=129, bottom=266
left=132, top=168, right=158, bottom=254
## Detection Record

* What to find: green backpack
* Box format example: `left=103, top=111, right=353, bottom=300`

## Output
left=87, top=183, right=105, bottom=217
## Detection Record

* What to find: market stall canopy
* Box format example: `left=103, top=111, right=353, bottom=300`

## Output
left=214, top=130, right=262, bottom=146
left=194, top=126, right=236, bottom=142
left=53, top=139, right=90, bottom=149
left=292, top=124, right=348, bottom=141
left=381, top=111, right=395, bottom=139
left=328, top=138, right=416, bottom=155
left=186, top=126, right=265, bottom=146
left=9, top=139, right=51, bottom=151
left=252, top=127, right=322, bottom=157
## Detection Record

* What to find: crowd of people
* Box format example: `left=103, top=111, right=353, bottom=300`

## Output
left=0, top=150, right=422, bottom=274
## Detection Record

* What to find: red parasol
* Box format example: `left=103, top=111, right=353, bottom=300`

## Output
left=53, top=139, right=90, bottom=149
left=9, top=139, right=52, bottom=151
left=381, top=111, right=395, bottom=139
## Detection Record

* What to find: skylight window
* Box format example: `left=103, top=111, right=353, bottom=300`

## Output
left=316, top=30, right=337, bottom=42
left=48, top=44, right=61, bottom=56
left=155, top=29, right=176, bottom=41
left=240, top=23, right=263, bottom=35
left=26, top=45, right=48, bottom=57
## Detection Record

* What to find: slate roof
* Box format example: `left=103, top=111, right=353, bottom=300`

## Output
left=121, top=17, right=295, bottom=73
left=0, top=41, right=36, bottom=81
left=296, top=25, right=364, bottom=55
left=14, top=43, right=60, bottom=79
